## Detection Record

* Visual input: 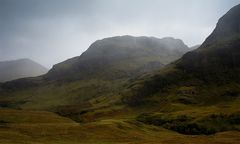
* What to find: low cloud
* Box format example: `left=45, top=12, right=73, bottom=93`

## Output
left=0, top=0, right=239, bottom=68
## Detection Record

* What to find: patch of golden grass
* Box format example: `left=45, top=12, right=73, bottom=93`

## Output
left=0, top=108, right=240, bottom=144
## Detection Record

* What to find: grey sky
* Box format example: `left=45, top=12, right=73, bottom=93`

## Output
left=0, top=0, right=240, bottom=68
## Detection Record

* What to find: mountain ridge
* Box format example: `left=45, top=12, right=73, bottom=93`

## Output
left=45, top=35, right=189, bottom=81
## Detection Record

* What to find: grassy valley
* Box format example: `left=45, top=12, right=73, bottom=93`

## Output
left=0, top=3, right=240, bottom=144
left=1, top=108, right=240, bottom=144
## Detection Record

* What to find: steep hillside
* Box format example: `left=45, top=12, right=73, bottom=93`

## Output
left=122, top=4, right=240, bottom=135
left=0, top=36, right=189, bottom=114
left=46, top=36, right=189, bottom=81
left=0, top=59, right=48, bottom=82
left=124, top=4, right=240, bottom=105
left=0, top=4, right=240, bottom=143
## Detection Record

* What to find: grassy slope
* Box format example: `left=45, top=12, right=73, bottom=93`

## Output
left=1, top=42, right=240, bottom=143
left=1, top=72, right=240, bottom=143
left=1, top=7, right=240, bottom=143
left=111, top=14, right=240, bottom=137
left=119, top=39, right=240, bottom=137
left=0, top=108, right=240, bottom=144
left=0, top=79, right=125, bottom=109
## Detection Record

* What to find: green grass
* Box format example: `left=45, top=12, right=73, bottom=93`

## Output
left=0, top=34, right=240, bottom=143
left=0, top=78, right=126, bottom=110
left=136, top=100, right=240, bottom=135
left=1, top=108, right=240, bottom=144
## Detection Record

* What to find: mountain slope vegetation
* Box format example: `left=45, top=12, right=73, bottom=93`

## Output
left=0, top=4, right=240, bottom=144
left=46, top=36, right=189, bottom=81
left=124, top=4, right=240, bottom=105
left=0, top=36, right=189, bottom=114
left=122, top=4, right=240, bottom=135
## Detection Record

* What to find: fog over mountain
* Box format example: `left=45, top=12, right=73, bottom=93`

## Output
left=46, top=36, right=190, bottom=81
left=0, top=59, right=48, bottom=82
left=1, top=2, right=240, bottom=143
left=0, top=0, right=239, bottom=68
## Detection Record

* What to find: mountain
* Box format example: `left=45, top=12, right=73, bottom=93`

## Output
left=123, top=4, right=240, bottom=135
left=46, top=36, right=189, bottom=81
left=125, top=4, right=240, bottom=104
left=0, top=36, right=189, bottom=112
left=201, top=4, right=240, bottom=48
left=179, top=3, right=240, bottom=75
left=0, top=59, right=48, bottom=82
left=0, top=4, right=240, bottom=143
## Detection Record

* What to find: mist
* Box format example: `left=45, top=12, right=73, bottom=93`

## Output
left=0, top=0, right=239, bottom=68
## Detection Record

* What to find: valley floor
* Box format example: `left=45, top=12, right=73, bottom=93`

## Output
left=0, top=108, right=240, bottom=144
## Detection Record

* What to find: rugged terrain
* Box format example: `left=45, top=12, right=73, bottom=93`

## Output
left=0, top=4, right=240, bottom=144
left=123, top=3, right=240, bottom=136
left=0, top=36, right=189, bottom=119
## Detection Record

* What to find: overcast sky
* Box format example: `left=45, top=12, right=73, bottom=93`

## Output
left=0, top=0, right=240, bottom=68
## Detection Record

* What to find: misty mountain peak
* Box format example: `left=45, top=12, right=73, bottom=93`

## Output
left=80, top=36, right=189, bottom=60
left=0, top=59, right=48, bottom=82
left=160, top=37, right=188, bottom=50
left=47, top=36, right=189, bottom=81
